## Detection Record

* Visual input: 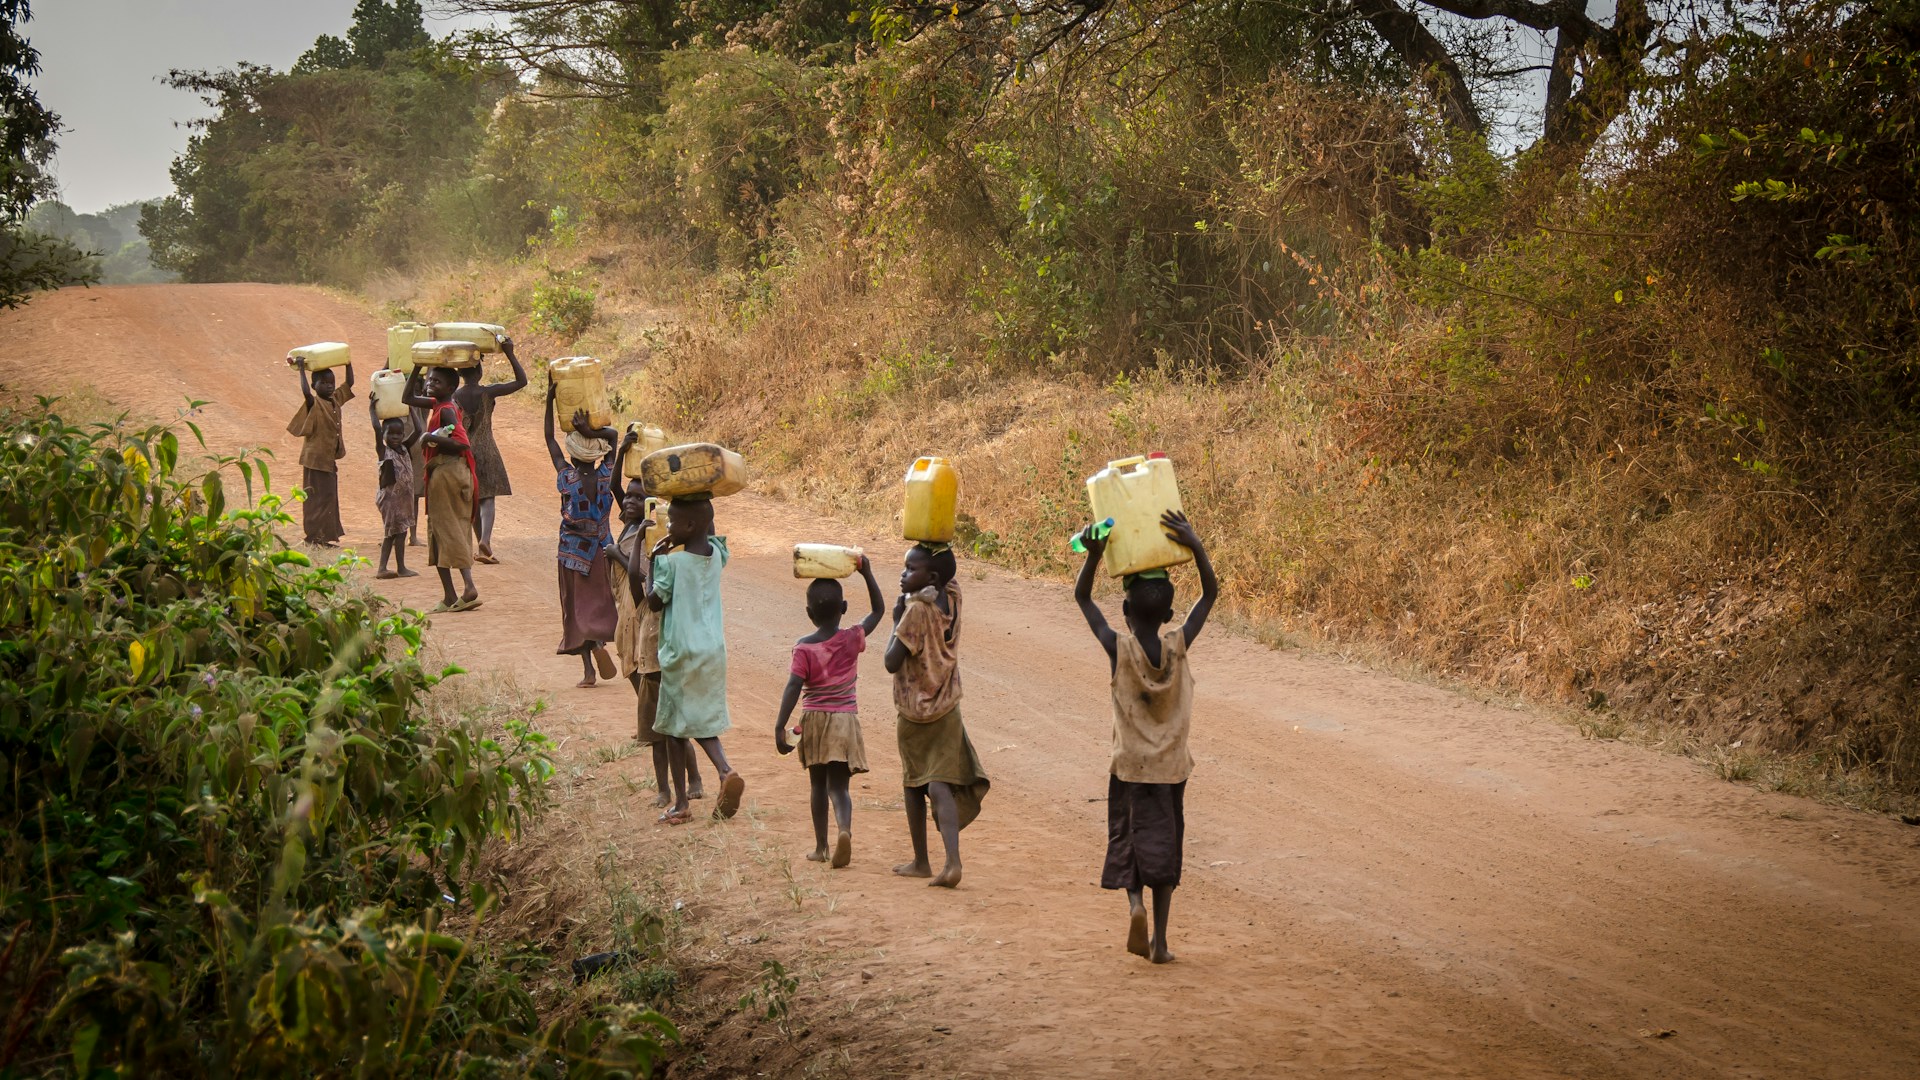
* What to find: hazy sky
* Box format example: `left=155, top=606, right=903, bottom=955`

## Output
left=32, top=1, right=489, bottom=213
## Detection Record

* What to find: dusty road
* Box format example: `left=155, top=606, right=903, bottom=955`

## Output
left=5, top=284, right=1919, bottom=1078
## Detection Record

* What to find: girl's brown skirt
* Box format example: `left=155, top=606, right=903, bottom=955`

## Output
left=302, top=467, right=343, bottom=544
left=799, top=710, right=868, bottom=773
left=426, top=457, right=474, bottom=569
left=556, top=550, right=618, bottom=654
left=896, top=704, right=990, bottom=830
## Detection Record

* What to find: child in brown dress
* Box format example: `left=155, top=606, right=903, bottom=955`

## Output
left=286, top=357, right=355, bottom=547
left=883, top=543, right=990, bottom=888
left=1072, top=510, right=1216, bottom=964
left=368, top=406, right=420, bottom=579
left=403, top=367, right=481, bottom=612
left=775, top=556, right=884, bottom=868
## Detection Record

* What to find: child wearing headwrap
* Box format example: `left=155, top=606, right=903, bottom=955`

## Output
left=544, top=379, right=620, bottom=687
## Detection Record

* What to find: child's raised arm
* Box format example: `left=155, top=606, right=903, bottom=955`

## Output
left=857, top=556, right=885, bottom=635
left=367, top=396, right=382, bottom=440
left=294, top=357, right=314, bottom=406
left=883, top=591, right=910, bottom=674
left=612, top=426, right=639, bottom=502
left=486, top=337, right=529, bottom=397
left=1073, top=525, right=1119, bottom=663
left=624, top=517, right=651, bottom=605
left=773, top=674, right=803, bottom=756
left=400, top=369, right=434, bottom=410
left=1163, top=510, right=1217, bottom=647
left=340, top=361, right=356, bottom=393
left=542, top=380, right=566, bottom=472
left=401, top=416, right=422, bottom=449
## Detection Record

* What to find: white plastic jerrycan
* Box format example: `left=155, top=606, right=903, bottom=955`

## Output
left=1086, top=452, right=1191, bottom=577
left=793, top=543, right=864, bottom=579
left=370, top=369, right=411, bottom=420
left=287, top=342, right=350, bottom=371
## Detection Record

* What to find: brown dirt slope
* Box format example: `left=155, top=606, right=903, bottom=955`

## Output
left=4, top=284, right=1918, bottom=1078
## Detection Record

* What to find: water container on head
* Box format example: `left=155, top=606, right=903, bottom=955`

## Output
left=549, top=356, right=612, bottom=428
left=386, top=323, right=432, bottom=372
left=287, top=342, right=350, bottom=371
left=410, top=340, right=481, bottom=370
left=1085, top=453, right=1191, bottom=577
left=902, top=456, right=959, bottom=543
left=793, top=544, right=864, bottom=580
left=370, top=369, right=410, bottom=420
left=622, top=422, right=668, bottom=478
left=430, top=322, right=506, bottom=353
left=639, top=442, right=748, bottom=499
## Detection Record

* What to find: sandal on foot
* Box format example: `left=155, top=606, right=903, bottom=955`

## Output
left=657, top=809, right=692, bottom=825
left=832, top=830, right=852, bottom=869
left=450, top=596, right=483, bottom=612
left=593, top=646, right=616, bottom=681
left=714, top=772, right=745, bottom=819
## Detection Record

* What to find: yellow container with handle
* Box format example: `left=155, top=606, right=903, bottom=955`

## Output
left=1086, top=452, right=1191, bottom=577
left=386, top=323, right=432, bottom=372
left=370, top=369, right=410, bottom=420
left=410, top=340, right=480, bottom=370
left=430, top=322, right=506, bottom=352
left=549, top=356, right=612, bottom=428
left=287, top=342, right=350, bottom=371
left=793, top=543, right=864, bottom=579
left=639, top=442, right=748, bottom=498
left=902, top=456, right=959, bottom=543
left=622, top=422, right=668, bottom=479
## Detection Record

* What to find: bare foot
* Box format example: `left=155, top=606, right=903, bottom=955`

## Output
left=376, top=569, right=398, bottom=580
left=930, top=861, right=962, bottom=888
left=575, top=676, right=596, bottom=688
left=806, top=848, right=830, bottom=863
left=1127, top=904, right=1150, bottom=958
left=396, top=567, right=418, bottom=578
left=652, top=792, right=671, bottom=808
left=688, top=784, right=706, bottom=800
left=1150, top=941, right=1176, bottom=965
left=832, top=830, right=852, bottom=869
left=893, top=861, right=933, bottom=878
left=409, top=536, right=424, bottom=547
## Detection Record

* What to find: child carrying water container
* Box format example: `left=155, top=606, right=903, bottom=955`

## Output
left=543, top=381, right=620, bottom=688
left=1072, top=510, right=1216, bottom=964
left=884, top=542, right=990, bottom=888
left=645, top=495, right=745, bottom=823
left=403, top=367, right=480, bottom=612
left=775, top=555, right=884, bottom=867
left=368, top=404, right=420, bottom=579
left=286, top=356, right=355, bottom=547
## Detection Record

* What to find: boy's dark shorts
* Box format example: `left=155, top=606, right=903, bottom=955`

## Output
left=1101, top=775, right=1186, bottom=890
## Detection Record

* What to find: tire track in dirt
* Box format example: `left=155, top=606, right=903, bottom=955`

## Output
left=5, top=284, right=1918, bottom=1078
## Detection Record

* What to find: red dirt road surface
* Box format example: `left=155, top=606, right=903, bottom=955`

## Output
left=6, top=284, right=1919, bottom=1078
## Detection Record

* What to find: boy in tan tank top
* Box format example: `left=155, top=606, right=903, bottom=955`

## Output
left=1073, top=510, right=1216, bottom=963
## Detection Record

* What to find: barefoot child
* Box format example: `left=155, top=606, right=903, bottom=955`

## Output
left=543, top=381, right=619, bottom=687
left=883, top=543, right=990, bottom=888
left=645, top=495, right=745, bottom=823
left=403, top=367, right=481, bottom=612
left=774, top=555, right=884, bottom=868
left=368, top=405, right=420, bottom=579
left=613, top=432, right=704, bottom=806
left=454, top=334, right=528, bottom=563
left=1072, top=510, right=1217, bottom=964
left=287, top=356, right=355, bottom=547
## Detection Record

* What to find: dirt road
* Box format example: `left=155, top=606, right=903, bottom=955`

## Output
left=6, top=284, right=1919, bottom=1078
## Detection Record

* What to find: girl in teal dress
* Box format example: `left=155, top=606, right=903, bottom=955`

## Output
left=645, top=495, right=746, bottom=823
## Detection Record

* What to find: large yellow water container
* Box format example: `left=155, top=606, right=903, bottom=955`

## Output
left=549, top=356, right=612, bottom=428
left=902, top=456, right=959, bottom=543
left=410, top=340, right=481, bottom=370
left=793, top=543, right=864, bottom=580
left=639, top=443, right=749, bottom=498
left=431, top=322, right=506, bottom=352
left=386, top=322, right=432, bottom=372
left=1086, top=453, right=1191, bottom=577
left=287, top=342, right=350, bottom=371
left=622, top=422, right=668, bottom=479
left=369, top=369, right=411, bottom=420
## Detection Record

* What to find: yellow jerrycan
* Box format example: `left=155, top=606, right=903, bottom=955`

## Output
left=902, top=456, right=959, bottom=543
left=430, top=322, right=506, bottom=352
left=287, top=342, right=350, bottom=371
left=639, top=442, right=749, bottom=498
left=370, top=369, right=410, bottom=420
left=621, top=423, right=668, bottom=478
left=1086, top=452, right=1191, bottom=577
left=793, top=543, right=864, bottom=579
left=386, top=323, right=432, bottom=372
left=410, top=340, right=480, bottom=370
left=548, top=356, right=612, bottom=428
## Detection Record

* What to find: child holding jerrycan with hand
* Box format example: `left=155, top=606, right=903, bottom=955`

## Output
left=1073, top=509, right=1217, bottom=964
left=774, top=556, right=885, bottom=868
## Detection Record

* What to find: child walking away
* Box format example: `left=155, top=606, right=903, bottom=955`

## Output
left=454, top=335, right=528, bottom=563
left=368, top=403, right=420, bottom=579
left=613, top=444, right=705, bottom=807
left=544, top=381, right=620, bottom=687
left=645, top=495, right=745, bottom=823
left=775, top=556, right=884, bottom=867
left=286, top=356, right=355, bottom=547
left=403, top=367, right=481, bottom=612
left=1073, top=510, right=1216, bottom=964
left=884, top=543, right=990, bottom=888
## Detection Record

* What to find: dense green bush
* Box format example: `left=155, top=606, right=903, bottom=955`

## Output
left=0, top=402, right=673, bottom=1077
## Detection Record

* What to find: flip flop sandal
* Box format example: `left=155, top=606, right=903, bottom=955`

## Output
left=657, top=809, right=692, bottom=825
left=715, top=772, right=745, bottom=820
left=450, top=596, right=484, bottom=612
left=430, top=600, right=456, bottom=613
left=593, top=646, right=617, bottom=681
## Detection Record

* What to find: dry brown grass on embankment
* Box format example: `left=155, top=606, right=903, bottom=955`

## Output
left=383, top=236, right=1920, bottom=813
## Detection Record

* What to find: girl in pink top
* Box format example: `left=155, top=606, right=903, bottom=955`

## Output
left=775, top=556, right=884, bottom=868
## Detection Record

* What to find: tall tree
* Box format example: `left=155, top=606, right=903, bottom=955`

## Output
left=0, top=0, right=93, bottom=307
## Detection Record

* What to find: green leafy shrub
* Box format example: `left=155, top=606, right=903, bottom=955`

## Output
left=0, top=401, right=674, bottom=1076
left=532, top=276, right=597, bottom=339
